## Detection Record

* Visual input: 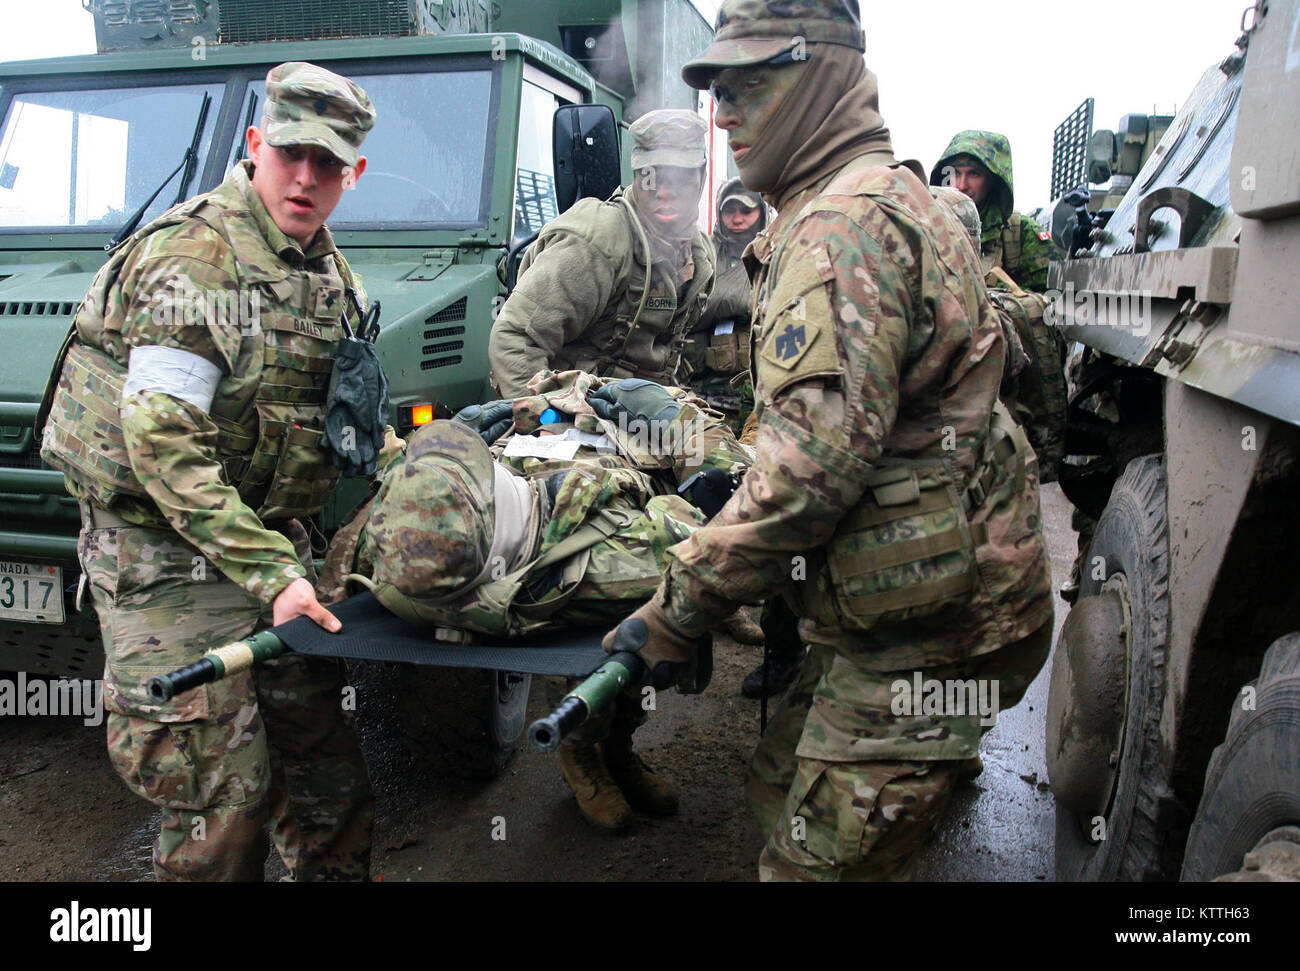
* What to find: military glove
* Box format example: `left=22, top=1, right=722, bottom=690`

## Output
left=602, top=591, right=701, bottom=690
left=452, top=399, right=515, bottom=444
left=324, top=337, right=390, bottom=478
left=587, top=379, right=682, bottom=426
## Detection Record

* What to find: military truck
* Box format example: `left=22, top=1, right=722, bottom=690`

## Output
left=1043, top=0, right=1300, bottom=880
left=0, top=0, right=719, bottom=776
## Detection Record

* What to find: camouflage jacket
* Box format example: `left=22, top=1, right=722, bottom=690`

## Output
left=931, top=130, right=1061, bottom=292
left=47, top=161, right=363, bottom=604
left=488, top=188, right=714, bottom=397
left=658, top=151, right=1053, bottom=702
left=324, top=371, right=753, bottom=636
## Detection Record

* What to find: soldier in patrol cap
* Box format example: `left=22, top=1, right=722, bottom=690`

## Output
left=40, top=62, right=393, bottom=881
left=488, top=109, right=715, bottom=397
left=602, top=0, right=1054, bottom=880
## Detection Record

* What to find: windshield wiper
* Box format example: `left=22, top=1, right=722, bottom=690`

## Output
left=234, top=89, right=259, bottom=163
left=105, top=91, right=212, bottom=252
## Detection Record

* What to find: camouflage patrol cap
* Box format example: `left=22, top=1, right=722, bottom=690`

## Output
left=367, top=421, right=495, bottom=602
left=262, top=62, right=376, bottom=167
left=681, top=0, right=866, bottom=90
left=931, top=185, right=982, bottom=252
left=629, top=109, right=709, bottom=169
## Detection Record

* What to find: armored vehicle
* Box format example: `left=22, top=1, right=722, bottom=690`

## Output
left=1044, top=0, right=1300, bottom=880
left=0, top=0, right=720, bottom=776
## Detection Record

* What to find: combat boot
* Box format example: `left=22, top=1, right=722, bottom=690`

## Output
left=602, top=732, right=679, bottom=817
left=557, top=742, right=633, bottom=832
left=718, top=609, right=764, bottom=645
left=740, top=650, right=806, bottom=699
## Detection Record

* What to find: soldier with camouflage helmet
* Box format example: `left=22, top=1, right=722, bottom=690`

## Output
left=601, top=0, right=1055, bottom=880
left=39, top=62, right=393, bottom=881
left=488, top=109, right=715, bottom=397
left=930, top=130, right=1061, bottom=293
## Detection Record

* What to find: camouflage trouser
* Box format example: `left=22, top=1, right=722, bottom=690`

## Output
left=746, top=623, right=1053, bottom=881
left=79, top=516, right=373, bottom=882
left=541, top=674, right=646, bottom=747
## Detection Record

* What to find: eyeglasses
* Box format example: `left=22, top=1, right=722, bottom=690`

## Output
left=708, top=49, right=812, bottom=107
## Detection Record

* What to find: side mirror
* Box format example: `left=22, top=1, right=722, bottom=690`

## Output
left=553, top=104, right=621, bottom=214
left=1087, top=130, right=1116, bottom=185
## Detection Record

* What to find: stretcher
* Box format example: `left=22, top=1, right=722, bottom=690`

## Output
left=147, top=591, right=648, bottom=752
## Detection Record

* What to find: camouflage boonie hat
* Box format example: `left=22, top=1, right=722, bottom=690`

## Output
left=682, top=0, right=866, bottom=90
left=629, top=109, right=709, bottom=169
left=366, top=421, right=495, bottom=602
left=262, top=61, right=376, bottom=167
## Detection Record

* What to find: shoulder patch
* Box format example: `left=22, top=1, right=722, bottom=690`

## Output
left=756, top=239, right=842, bottom=398
left=1038, top=230, right=1052, bottom=242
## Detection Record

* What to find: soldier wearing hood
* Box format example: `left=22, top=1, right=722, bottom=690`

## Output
left=930, top=130, right=1061, bottom=292
left=600, top=1, right=1054, bottom=881
left=682, top=177, right=769, bottom=429
left=488, top=110, right=715, bottom=397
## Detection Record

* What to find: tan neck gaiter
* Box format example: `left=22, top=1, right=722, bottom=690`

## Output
left=737, top=44, right=894, bottom=209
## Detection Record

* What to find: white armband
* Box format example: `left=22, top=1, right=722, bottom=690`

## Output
left=123, top=345, right=223, bottom=414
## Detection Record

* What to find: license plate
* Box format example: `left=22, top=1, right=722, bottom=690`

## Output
left=0, top=561, right=65, bottom=624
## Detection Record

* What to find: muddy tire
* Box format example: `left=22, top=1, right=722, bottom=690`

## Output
left=1055, top=455, right=1187, bottom=881
left=396, top=666, right=532, bottom=779
left=1180, top=635, right=1300, bottom=880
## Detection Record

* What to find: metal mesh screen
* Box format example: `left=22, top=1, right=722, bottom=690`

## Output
left=1051, top=98, right=1094, bottom=201
left=218, top=0, right=415, bottom=44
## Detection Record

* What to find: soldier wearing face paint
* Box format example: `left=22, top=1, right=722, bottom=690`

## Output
left=39, top=62, right=389, bottom=882
left=682, top=177, right=770, bottom=431
left=601, top=0, right=1054, bottom=881
left=488, top=110, right=715, bottom=398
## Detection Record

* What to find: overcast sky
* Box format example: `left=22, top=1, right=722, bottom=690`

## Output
left=0, top=0, right=1250, bottom=207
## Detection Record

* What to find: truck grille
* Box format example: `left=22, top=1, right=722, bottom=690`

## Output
left=420, top=298, right=467, bottom=370
left=0, top=301, right=78, bottom=317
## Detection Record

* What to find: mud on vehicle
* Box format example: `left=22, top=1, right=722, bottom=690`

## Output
left=1043, top=0, right=1300, bottom=881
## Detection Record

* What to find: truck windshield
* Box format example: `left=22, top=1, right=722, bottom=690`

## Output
left=235, top=69, right=494, bottom=229
left=0, top=83, right=223, bottom=230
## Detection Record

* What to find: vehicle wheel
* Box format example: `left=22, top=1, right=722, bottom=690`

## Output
left=1054, top=455, right=1187, bottom=880
left=396, top=666, right=532, bottom=779
left=1180, top=634, right=1300, bottom=880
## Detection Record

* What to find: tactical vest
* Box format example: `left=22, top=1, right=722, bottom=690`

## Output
left=987, top=271, right=1068, bottom=484
left=40, top=175, right=357, bottom=520
left=750, top=154, right=1032, bottom=630
left=551, top=193, right=711, bottom=384
left=813, top=401, right=1029, bottom=629
left=981, top=210, right=1023, bottom=284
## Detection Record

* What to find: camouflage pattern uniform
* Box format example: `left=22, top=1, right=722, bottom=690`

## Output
left=40, top=63, right=378, bottom=881
left=655, top=0, right=1055, bottom=880
left=930, top=130, right=1062, bottom=293
left=682, top=178, right=769, bottom=432
left=489, top=111, right=714, bottom=397
left=319, top=372, right=753, bottom=830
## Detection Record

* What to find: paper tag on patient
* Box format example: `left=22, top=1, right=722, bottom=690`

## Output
left=503, top=434, right=582, bottom=461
